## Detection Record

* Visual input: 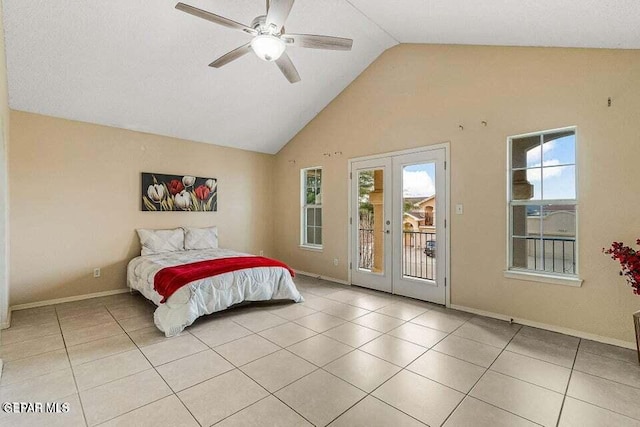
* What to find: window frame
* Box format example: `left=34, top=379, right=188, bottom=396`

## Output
left=300, top=167, right=323, bottom=250
left=505, top=126, right=581, bottom=286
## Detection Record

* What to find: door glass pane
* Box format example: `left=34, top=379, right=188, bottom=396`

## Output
left=357, top=169, right=383, bottom=273
left=402, top=163, right=436, bottom=280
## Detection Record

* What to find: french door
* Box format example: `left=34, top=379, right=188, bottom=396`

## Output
left=350, top=147, right=447, bottom=305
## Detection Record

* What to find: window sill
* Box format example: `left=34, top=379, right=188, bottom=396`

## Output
left=299, top=245, right=323, bottom=252
left=503, top=270, right=583, bottom=287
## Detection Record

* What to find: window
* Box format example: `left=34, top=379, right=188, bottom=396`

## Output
left=508, top=128, right=577, bottom=277
left=301, top=167, right=322, bottom=248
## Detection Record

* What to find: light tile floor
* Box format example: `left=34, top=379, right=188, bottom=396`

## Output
left=1, top=274, right=640, bottom=426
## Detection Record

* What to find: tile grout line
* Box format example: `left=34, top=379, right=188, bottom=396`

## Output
left=81, top=302, right=201, bottom=426
left=322, top=313, right=476, bottom=426
left=555, top=339, right=581, bottom=427
left=325, top=316, right=477, bottom=425
left=438, top=319, right=542, bottom=427
left=186, top=330, right=317, bottom=427
left=562, top=395, right=640, bottom=422
left=116, top=316, right=203, bottom=427
left=69, top=289, right=451, bottom=426
left=192, top=293, right=427, bottom=425
left=54, top=304, right=90, bottom=427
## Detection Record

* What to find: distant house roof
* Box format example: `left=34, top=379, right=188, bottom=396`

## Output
left=403, top=195, right=435, bottom=207
left=404, top=211, right=426, bottom=220
left=415, top=195, right=435, bottom=206
left=403, top=197, right=424, bottom=206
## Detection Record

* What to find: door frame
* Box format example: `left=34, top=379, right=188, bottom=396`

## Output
left=347, top=142, right=451, bottom=307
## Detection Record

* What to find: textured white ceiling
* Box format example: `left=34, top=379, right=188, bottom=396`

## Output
left=3, top=1, right=639, bottom=154
left=348, top=0, right=640, bottom=49
left=2, top=0, right=395, bottom=153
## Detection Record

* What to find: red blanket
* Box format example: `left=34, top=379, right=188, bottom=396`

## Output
left=154, top=256, right=295, bottom=303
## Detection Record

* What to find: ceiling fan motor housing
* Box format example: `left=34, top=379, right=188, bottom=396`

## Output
left=251, top=15, right=283, bottom=36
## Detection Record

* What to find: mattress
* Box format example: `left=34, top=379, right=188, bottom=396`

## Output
left=127, top=248, right=303, bottom=337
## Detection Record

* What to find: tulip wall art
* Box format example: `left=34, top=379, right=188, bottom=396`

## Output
left=141, top=173, right=217, bottom=212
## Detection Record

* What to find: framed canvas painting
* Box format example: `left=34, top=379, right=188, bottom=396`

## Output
left=141, top=172, right=217, bottom=212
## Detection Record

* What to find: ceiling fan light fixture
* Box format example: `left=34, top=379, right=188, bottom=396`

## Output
left=251, top=34, right=286, bottom=61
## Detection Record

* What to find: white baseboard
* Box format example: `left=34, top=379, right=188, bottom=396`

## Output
left=9, top=288, right=131, bottom=315
left=294, top=269, right=350, bottom=286
left=450, top=303, right=637, bottom=350
left=1, top=309, right=11, bottom=329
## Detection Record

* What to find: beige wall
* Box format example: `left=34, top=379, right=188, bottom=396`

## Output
left=274, top=44, right=640, bottom=343
left=9, top=111, right=275, bottom=306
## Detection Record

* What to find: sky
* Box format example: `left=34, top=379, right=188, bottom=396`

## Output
left=403, top=163, right=436, bottom=198
left=524, top=134, right=576, bottom=200
left=400, top=134, right=575, bottom=200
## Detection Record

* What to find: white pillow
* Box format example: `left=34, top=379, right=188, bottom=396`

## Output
left=183, top=226, right=218, bottom=250
left=136, top=228, right=185, bottom=256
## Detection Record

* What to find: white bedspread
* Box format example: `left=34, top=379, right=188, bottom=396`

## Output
left=127, top=248, right=303, bottom=337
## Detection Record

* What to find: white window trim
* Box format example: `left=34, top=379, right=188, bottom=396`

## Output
left=300, top=167, right=323, bottom=250
left=506, top=126, right=581, bottom=286
left=503, top=270, right=583, bottom=287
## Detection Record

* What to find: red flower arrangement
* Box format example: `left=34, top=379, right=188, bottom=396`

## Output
left=603, top=239, right=640, bottom=295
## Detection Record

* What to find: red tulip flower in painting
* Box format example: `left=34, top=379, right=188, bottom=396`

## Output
left=168, top=179, right=184, bottom=196
left=604, top=239, right=640, bottom=295
left=194, top=185, right=211, bottom=201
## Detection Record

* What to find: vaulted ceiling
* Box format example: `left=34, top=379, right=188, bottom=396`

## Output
left=3, top=1, right=639, bottom=154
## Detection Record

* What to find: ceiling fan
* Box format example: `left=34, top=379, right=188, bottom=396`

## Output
left=175, top=0, right=353, bottom=83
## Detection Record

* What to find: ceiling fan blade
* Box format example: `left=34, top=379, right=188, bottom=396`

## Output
left=209, top=43, right=252, bottom=68
left=284, top=33, right=353, bottom=51
left=275, top=52, right=301, bottom=83
left=175, top=3, right=257, bottom=35
left=266, top=0, right=295, bottom=32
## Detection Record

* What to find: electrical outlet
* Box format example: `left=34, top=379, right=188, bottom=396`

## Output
left=93, top=268, right=101, bottom=278
left=259, top=250, right=264, bottom=256
left=333, top=258, right=339, bottom=266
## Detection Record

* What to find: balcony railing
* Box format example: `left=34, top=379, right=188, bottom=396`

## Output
left=358, top=229, right=436, bottom=280
left=358, top=229, right=577, bottom=280
left=515, top=236, right=576, bottom=275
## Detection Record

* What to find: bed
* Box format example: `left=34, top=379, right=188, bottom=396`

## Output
left=127, top=227, right=303, bottom=337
